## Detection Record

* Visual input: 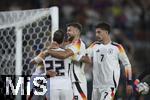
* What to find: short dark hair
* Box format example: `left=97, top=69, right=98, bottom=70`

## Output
left=96, top=22, right=111, bottom=34
left=53, top=29, right=65, bottom=44
left=67, top=22, right=82, bottom=32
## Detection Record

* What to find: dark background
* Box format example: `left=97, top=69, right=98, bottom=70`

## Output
left=0, top=0, right=150, bottom=100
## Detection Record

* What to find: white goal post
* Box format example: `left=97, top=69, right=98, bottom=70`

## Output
left=0, top=6, right=59, bottom=75
left=0, top=6, right=59, bottom=99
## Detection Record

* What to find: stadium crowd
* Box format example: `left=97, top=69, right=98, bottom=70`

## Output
left=0, top=0, right=150, bottom=100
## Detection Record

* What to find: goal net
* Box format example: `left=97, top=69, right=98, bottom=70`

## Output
left=0, top=6, right=59, bottom=99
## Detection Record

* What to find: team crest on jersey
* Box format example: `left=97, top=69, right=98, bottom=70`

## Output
left=108, top=48, right=113, bottom=54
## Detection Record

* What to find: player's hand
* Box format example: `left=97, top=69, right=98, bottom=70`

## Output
left=46, top=70, right=57, bottom=78
left=80, top=54, right=92, bottom=64
left=126, top=85, right=133, bottom=96
left=30, top=56, right=43, bottom=64
left=30, top=58, right=36, bottom=64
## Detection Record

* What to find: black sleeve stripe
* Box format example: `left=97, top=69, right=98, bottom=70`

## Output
left=68, top=63, right=71, bottom=76
left=113, top=71, right=117, bottom=88
left=111, top=42, right=119, bottom=47
left=72, top=62, right=79, bottom=82
left=72, top=62, right=87, bottom=99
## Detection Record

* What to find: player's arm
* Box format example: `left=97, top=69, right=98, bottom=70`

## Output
left=125, top=66, right=132, bottom=85
left=30, top=41, right=60, bottom=64
left=118, top=44, right=132, bottom=82
left=46, top=42, right=80, bottom=59
left=118, top=44, right=133, bottom=94
left=46, top=48, right=74, bottom=59
left=30, top=51, right=48, bottom=64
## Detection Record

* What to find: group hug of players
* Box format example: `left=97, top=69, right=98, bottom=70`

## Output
left=28, top=22, right=149, bottom=100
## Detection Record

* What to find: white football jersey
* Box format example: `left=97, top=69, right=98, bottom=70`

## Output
left=87, top=42, right=131, bottom=88
left=67, top=39, right=87, bottom=83
left=45, top=48, right=72, bottom=89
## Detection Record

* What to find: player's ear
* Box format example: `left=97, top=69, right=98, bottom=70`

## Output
left=75, top=28, right=80, bottom=34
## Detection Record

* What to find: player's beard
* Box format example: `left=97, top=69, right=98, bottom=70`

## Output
left=64, top=33, right=74, bottom=43
left=62, top=36, right=74, bottom=47
left=68, top=36, right=74, bottom=42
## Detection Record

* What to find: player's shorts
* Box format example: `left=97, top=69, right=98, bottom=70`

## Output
left=92, top=87, right=116, bottom=100
left=72, top=82, right=87, bottom=100
left=45, top=78, right=73, bottom=100
left=46, top=88, right=73, bottom=100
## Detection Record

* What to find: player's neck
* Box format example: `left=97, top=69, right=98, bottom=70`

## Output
left=72, top=35, right=80, bottom=42
left=103, top=36, right=111, bottom=45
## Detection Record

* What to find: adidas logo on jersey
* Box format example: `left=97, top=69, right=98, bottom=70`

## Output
left=96, top=49, right=100, bottom=52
